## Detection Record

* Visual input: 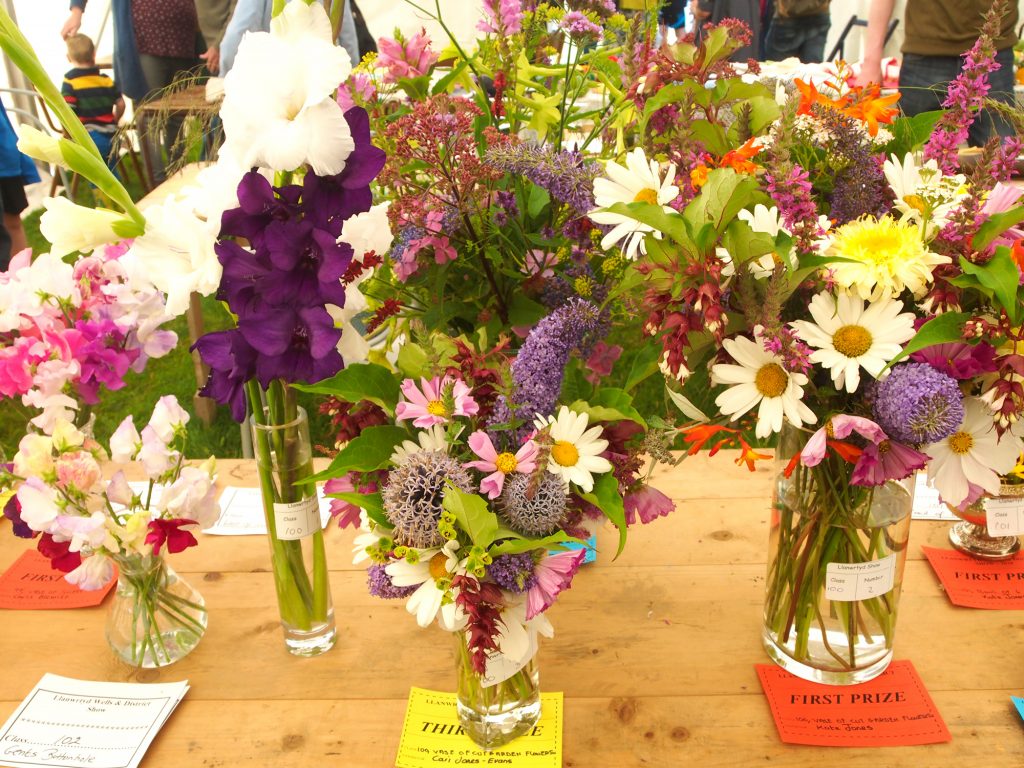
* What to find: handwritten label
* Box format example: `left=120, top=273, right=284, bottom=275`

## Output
left=824, top=554, right=896, bottom=602
left=985, top=497, right=1024, bottom=537
left=395, top=687, right=561, bottom=768
left=273, top=496, right=321, bottom=540
left=756, top=660, right=951, bottom=747
left=0, top=550, right=115, bottom=610
left=0, top=674, right=189, bottom=768
left=922, top=546, right=1024, bottom=609
left=480, top=640, right=537, bottom=688
left=911, top=473, right=958, bottom=520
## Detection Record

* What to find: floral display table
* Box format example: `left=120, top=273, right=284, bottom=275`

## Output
left=2, top=455, right=1021, bottom=766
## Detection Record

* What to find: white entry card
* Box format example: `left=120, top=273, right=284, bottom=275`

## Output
left=824, top=554, right=897, bottom=602
left=0, top=674, right=189, bottom=768
left=985, top=497, right=1024, bottom=537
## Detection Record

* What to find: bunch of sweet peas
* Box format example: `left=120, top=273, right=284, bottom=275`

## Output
left=0, top=244, right=177, bottom=435
left=3, top=396, right=216, bottom=589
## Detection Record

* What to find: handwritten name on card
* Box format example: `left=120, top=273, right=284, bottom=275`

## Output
left=0, top=549, right=115, bottom=610
left=921, top=546, right=1024, bottom=609
left=756, top=661, right=951, bottom=747
left=395, top=688, right=562, bottom=768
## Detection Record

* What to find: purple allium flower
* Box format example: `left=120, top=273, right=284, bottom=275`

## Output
left=490, top=298, right=604, bottom=434
left=192, top=328, right=258, bottom=422
left=367, top=564, right=417, bottom=599
left=486, top=552, right=538, bottom=593
left=485, top=144, right=602, bottom=214
left=872, top=362, right=964, bottom=445
left=238, top=304, right=343, bottom=387
left=221, top=171, right=302, bottom=248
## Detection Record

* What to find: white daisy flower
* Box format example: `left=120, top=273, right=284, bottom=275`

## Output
left=791, top=292, right=916, bottom=394
left=924, top=398, right=1024, bottom=509
left=533, top=407, right=612, bottom=494
left=711, top=333, right=816, bottom=439
left=883, top=153, right=967, bottom=235
left=390, top=424, right=452, bottom=465
left=386, top=540, right=466, bottom=629
left=589, top=148, right=678, bottom=260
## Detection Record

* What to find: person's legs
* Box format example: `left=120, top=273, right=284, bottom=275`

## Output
left=88, top=131, right=119, bottom=176
left=764, top=16, right=801, bottom=61
left=0, top=177, right=29, bottom=260
left=0, top=182, right=11, bottom=270
left=138, top=54, right=196, bottom=182
left=968, top=46, right=1016, bottom=146
left=797, top=13, right=830, bottom=64
left=897, top=53, right=958, bottom=118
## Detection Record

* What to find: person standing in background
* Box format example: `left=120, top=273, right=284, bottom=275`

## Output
left=196, top=0, right=239, bottom=75
left=63, top=0, right=148, bottom=103
left=62, top=34, right=125, bottom=172
left=763, top=0, right=830, bottom=63
left=0, top=106, right=41, bottom=267
left=696, top=0, right=761, bottom=60
left=859, top=0, right=1017, bottom=146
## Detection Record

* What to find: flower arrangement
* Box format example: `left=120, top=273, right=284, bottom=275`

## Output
left=589, top=8, right=1024, bottom=680
left=2, top=396, right=213, bottom=666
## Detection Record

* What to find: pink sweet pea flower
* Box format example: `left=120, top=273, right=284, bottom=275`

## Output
left=800, top=415, right=887, bottom=467
left=465, top=432, right=539, bottom=499
left=395, top=376, right=479, bottom=427
left=525, top=549, right=586, bottom=620
left=624, top=484, right=674, bottom=525
left=145, top=518, right=199, bottom=556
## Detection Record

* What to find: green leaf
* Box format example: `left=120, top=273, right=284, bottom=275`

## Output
left=443, top=485, right=499, bottom=548
left=527, top=184, right=550, bottom=218
left=684, top=169, right=759, bottom=238
left=292, top=362, right=401, bottom=414
left=959, top=249, right=1022, bottom=321
left=507, top=292, right=545, bottom=328
left=624, top=343, right=661, bottom=391
left=570, top=388, right=646, bottom=427
left=602, top=201, right=690, bottom=246
left=690, top=120, right=729, bottom=156
left=972, top=206, right=1024, bottom=251
left=883, top=110, right=943, bottom=156
left=884, top=312, right=971, bottom=370
left=396, top=342, right=428, bottom=378
left=309, top=425, right=408, bottom=481
left=639, top=83, right=702, bottom=134
left=488, top=530, right=586, bottom=557
left=580, top=471, right=627, bottom=559
left=326, top=491, right=389, bottom=527
left=431, top=59, right=468, bottom=95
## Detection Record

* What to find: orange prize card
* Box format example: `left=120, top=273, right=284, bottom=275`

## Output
left=0, top=549, right=115, bottom=609
left=756, top=660, right=951, bottom=747
left=921, top=546, right=1024, bottom=609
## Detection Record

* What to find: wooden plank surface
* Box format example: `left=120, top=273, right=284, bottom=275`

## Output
left=2, top=456, right=1023, bottom=766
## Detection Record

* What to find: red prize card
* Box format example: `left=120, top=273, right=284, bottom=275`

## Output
left=756, top=660, right=951, bottom=747
left=0, top=549, right=115, bottom=609
left=921, top=546, right=1024, bottom=610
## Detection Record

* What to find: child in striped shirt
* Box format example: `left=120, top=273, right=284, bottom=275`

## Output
left=62, top=34, right=124, bottom=171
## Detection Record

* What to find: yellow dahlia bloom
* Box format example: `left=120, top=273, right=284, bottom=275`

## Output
left=826, top=216, right=950, bottom=301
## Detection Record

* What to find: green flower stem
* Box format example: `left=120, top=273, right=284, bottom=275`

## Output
left=456, top=634, right=538, bottom=720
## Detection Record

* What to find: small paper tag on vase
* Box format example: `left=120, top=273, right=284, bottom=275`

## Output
left=824, top=553, right=896, bottom=601
left=273, top=496, right=321, bottom=540
left=480, top=637, right=538, bottom=688
left=985, top=497, right=1024, bottom=537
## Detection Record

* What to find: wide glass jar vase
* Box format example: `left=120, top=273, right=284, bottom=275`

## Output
left=949, top=482, right=1023, bottom=560
left=762, top=424, right=914, bottom=684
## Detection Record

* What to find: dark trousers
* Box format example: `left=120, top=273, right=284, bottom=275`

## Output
left=0, top=191, right=10, bottom=271
left=764, top=12, right=830, bottom=63
left=138, top=53, right=195, bottom=183
left=898, top=46, right=1016, bottom=147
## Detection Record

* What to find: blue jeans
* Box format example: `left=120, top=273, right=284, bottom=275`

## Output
left=898, top=47, right=1015, bottom=147
left=764, top=12, right=830, bottom=63
left=88, top=130, right=120, bottom=175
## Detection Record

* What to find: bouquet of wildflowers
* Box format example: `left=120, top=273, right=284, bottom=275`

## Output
left=588, top=12, right=1024, bottom=676
left=3, top=397, right=214, bottom=665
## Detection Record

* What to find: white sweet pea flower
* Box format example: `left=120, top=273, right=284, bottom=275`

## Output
left=105, top=471, right=135, bottom=507
left=16, top=478, right=61, bottom=533
left=220, top=0, right=354, bottom=175
left=16, top=251, right=80, bottom=316
left=109, top=416, right=142, bottom=463
left=148, top=395, right=190, bottom=443
left=138, top=425, right=176, bottom=479
left=50, top=418, right=86, bottom=451
left=39, top=197, right=130, bottom=257
left=53, top=512, right=113, bottom=553
left=158, top=465, right=220, bottom=529
left=66, top=554, right=115, bottom=590
left=13, top=433, right=54, bottom=478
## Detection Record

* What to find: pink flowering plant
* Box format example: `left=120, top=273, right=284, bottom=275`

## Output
left=1, top=396, right=213, bottom=665
left=304, top=294, right=675, bottom=746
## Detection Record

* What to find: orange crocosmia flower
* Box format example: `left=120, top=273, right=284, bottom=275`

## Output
left=736, top=439, right=772, bottom=472
left=1010, top=239, right=1024, bottom=275
left=827, top=439, right=863, bottom=464
left=680, top=424, right=738, bottom=455
left=844, top=85, right=900, bottom=136
left=690, top=164, right=709, bottom=189
left=794, top=78, right=844, bottom=115
left=720, top=138, right=763, bottom=175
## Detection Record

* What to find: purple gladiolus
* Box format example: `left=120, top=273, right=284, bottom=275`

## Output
left=261, top=218, right=353, bottom=306
left=221, top=171, right=302, bottom=247
left=239, top=304, right=342, bottom=386
left=192, top=329, right=258, bottom=422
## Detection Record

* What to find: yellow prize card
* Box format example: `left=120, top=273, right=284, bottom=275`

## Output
left=395, top=687, right=562, bottom=768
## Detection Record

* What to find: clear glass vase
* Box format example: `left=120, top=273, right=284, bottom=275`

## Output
left=454, top=631, right=541, bottom=750
left=250, top=405, right=336, bottom=656
left=105, top=554, right=207, bottom=668
left=762, top=424, right=914, bottom=684
left=948, top=483, right=1023, bottom=561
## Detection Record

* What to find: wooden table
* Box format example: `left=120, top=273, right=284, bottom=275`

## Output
left=2, top=455, right=1023, bottom=767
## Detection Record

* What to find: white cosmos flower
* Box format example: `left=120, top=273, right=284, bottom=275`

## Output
left=390, top=424, right=452, bottom=465
left=386, top=540, right=466, bottom=629
left=533, top=406, right=612, bottom=493
left=711, top=333, right=816, bottom=439
left=924, top=398, right=1024, bottom=509
left=39, top=197, right=129, bottom=257
left=883, top=153, right=967, bottom=235
left=589, top=148, right=678, bottom=260
left=791, top=292, right=916, bottom=394
left=220, top=1, right=353, bottom=175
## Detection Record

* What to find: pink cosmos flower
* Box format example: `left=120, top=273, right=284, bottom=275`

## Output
left=801, top=415, right=887, bottom=467
left=851, top=439, right=929, bottom=486
left=526, top=549, right=585, bottom=620
left=624, top=484, right=674, bottom=525
left=377, top=28, right=439, bottom=83
left=395, top=376, right=479, bottom=427
left=465, top=431, right=539, bottom=498
left=983, top=182, right=1024, bottom=246
left=145, top=518, right=199, bottom=556
left=910, top=341, right=998, bottom=380
left=324, top=473, right=378, bottom=529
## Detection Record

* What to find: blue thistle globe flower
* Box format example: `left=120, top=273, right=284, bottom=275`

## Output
left=382, top=450, right=473, bottom=549
left=499, top=472, right=568, bottom=536
left=873, top=362, right=964, bottom=445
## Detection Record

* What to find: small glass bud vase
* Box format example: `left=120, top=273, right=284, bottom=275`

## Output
left=454, top=631, right=541, bottom=750
left=250, top=405, right=336, bottom=656
left=948, top=483, right=1023, bottom=561
left=105, top=554, right=207, bottom=668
